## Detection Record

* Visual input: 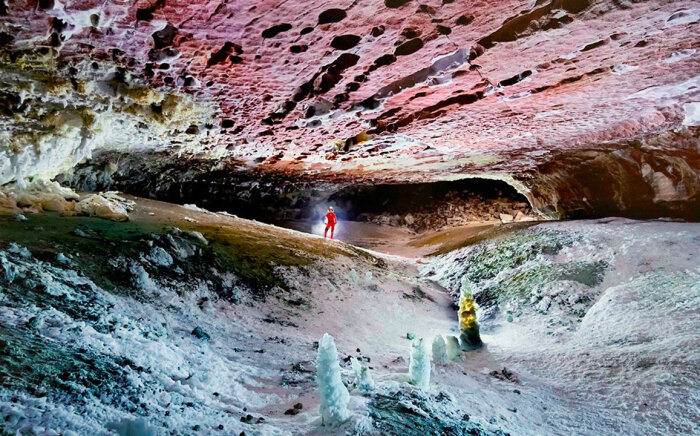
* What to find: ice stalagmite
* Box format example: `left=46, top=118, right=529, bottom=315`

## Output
left=408, top=338, right=430, bottom=390
left=351, top=357, right=375, bottom=391
left=432, top=335, right=449, bottom=364
left=459, top=277, right=482, bottom=350
left=316, top=333, right=350, bottom=425
left=445, top=335, right=462, bottom=361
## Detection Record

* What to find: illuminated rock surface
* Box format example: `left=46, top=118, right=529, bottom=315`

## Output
left=0, top=0, right=698, bottom=218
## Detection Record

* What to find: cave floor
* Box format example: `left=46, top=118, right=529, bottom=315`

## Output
left=271, top=219, right=539, bottom=258
left=0, top=195, right=698, bottom=435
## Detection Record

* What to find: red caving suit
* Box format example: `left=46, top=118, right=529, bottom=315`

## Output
left=324, top=212, right=337, bottom=239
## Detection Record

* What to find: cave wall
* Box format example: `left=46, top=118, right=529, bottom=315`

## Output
left=520, top=131, right=700, bottom=220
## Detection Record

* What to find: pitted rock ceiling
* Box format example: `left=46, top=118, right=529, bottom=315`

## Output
left=0, top=0, right=698, bottom=191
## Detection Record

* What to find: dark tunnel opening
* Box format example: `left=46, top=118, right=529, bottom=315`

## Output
left=322, top=178, right=534, bottom=231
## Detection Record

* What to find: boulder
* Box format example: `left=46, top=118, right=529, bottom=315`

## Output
left=75, top=192, right=135, bottom=221
left=499, top=213, right=514, bottom=224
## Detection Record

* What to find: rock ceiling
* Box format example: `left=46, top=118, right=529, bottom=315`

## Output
left=0, top=0, right=698, bottom=189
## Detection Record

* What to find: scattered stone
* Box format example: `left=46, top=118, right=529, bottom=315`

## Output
left=537, top=296, right=552, bottom=313
left=489, top=367, right=519, bottom=383
left=499, top=213, right=514, bottom=223
left=191, top=326, right=211, bottom=340
left=284, top=407, right=300, bottom=415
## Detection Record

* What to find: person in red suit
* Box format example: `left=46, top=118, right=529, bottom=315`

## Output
left=324, top=206, right=337, bottom=239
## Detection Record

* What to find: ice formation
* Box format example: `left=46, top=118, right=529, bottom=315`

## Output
left=351, top=357, right=375, bottom=392
left=458, top=277, right=482, bottom=350
left=106, top=418, right=157, bottom=436
left=408, top=338, right=431, bottom=390
left=348, top=269, right=359, bottom=285
left=431, top=335, right=449, bottom=365
left=444, top=336, right=462, bottom=361
left=422, top=219, right=700, bottom=434
left=316, top=333, right=350, bottom=425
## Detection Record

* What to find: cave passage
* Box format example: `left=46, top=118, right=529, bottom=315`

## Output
left=320, top=178, right=533, bottom=231
left=63, top=155, right=534, bottom=233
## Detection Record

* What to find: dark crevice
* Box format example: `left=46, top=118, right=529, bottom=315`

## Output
left=152, top=23, right=177, bottom=49
left=456, top=14, right=474, bottom=26
left=477, top=0, right=589, bottom=52
left=207, top=42, right=243, bottom=67
left=498, top=70, right=533, bottom=87
left=262, top=23, right=292, bottom=38
left=581, top=39, right=606, bottom=52
left=271, top=53, right=360, bottom=120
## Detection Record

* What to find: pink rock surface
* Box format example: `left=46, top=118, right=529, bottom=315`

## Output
left=1, top=0, right=698, bottom=181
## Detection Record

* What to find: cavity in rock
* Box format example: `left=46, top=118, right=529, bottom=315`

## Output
left=0, top=32, right=13, bottom=46
left=456, top=14, right=474, bottom=25
left=394, top=38, right=423, bottom=56
left=152, top=23, right=177, bottom=49
left=262, top=23, right=292, bottom=38
left=371, top=25, right=385, bottom=37
left=290, top=45, right=308, bottom=53
left=331, top=34, right=361, bottom=50
left=208, top=41, right=243, bottom=67
left=437, top=25, right=452, bottom=35
left=581, top=39, right=606, bottom=52
left=385, top=0, right=412, bottom=8
left=136, top=8, right=154, bottom=20
left=36, top=0, right=54, bottom=10
left=318, top=8, right=346, bottom=25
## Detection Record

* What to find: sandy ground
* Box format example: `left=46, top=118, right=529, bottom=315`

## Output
left=274, top=219, right=525, bottom=258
